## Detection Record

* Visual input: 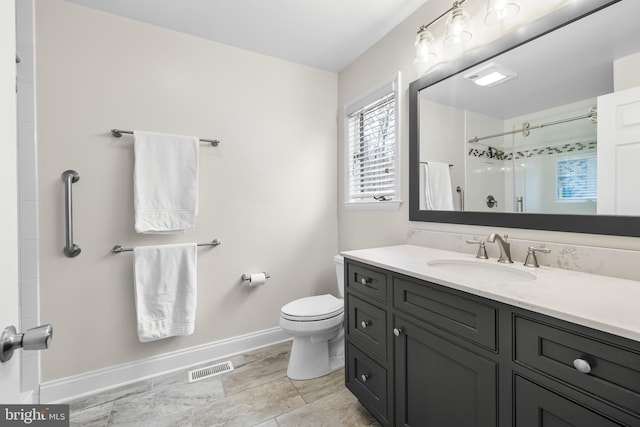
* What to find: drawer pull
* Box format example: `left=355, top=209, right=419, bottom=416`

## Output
left=361, top=320, right=371, bottom=329
left=573, top=358, right=592, bottom=374
left=361, top=374, right=369, bottom=382
left=360, top=277, right=372, bottom=286
left=393, top=327, right=404, bottom=337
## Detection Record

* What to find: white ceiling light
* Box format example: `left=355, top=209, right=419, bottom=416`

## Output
left=463, top=62, right=517, bottom=87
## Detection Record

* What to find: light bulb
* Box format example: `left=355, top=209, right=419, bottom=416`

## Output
left=444, top=5, right=472, bottom=47
left=414, top=29, right=437, bottom=64
left=485, top=0, right=520, bottom=25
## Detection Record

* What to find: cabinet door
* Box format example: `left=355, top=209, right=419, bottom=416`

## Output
left=394, top=318, right=498, bottom=427
left=514, top=375, right=625, bottom=427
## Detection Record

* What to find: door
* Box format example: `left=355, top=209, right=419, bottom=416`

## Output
left=394, top=318, right=498, bottom=427
left=597, top=85, right=640, bottom=215
left=0, top=0, right=22, bottom=403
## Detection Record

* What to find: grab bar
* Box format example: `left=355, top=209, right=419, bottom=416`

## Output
left=61, top=170, right=81, bottom=257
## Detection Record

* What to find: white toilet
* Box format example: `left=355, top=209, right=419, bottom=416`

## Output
left=279, top=255, right=345, bottom=380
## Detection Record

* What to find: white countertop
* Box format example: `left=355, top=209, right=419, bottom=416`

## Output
left=341, top=244, right=640, bottom=343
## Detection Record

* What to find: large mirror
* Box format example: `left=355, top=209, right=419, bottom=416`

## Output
left=409, top=0, right=640, bottom=237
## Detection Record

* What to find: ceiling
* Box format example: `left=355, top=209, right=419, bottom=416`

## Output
left=63, top=0, right=431, bottom=72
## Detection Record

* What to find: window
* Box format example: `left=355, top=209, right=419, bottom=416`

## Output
left=556, top=153, right=597, bottom=201
left=344, top=74, right=400, bottom=210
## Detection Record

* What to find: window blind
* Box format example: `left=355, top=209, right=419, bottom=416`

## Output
left=556, top=152, right=597, bottom=201
left=347, top=92, right=396, bottom=201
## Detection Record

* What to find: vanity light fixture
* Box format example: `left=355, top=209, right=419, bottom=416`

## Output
left=414, top=0, right=520, bottom=65
left=444, top=2, right=472, bottom=47
left=463, top=62, right=517, bottom=87
left=485, top=0, right=520, bottom=25
left=414, top=28, right=437, bottom=64
left=413, top=0, right=469, bottom=64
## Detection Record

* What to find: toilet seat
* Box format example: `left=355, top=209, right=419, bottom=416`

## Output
left=281, top=294, right=343, bottom=322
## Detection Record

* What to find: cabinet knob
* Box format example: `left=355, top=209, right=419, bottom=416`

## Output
left=573, top=358, right=592, bottom=374
left=360, top=277, right=372, bottom=286
left=361, top=374, right=369, bottom=382
left=393, top=327, right=404, bottom=337
left=361, top=320, right=371, bottom=329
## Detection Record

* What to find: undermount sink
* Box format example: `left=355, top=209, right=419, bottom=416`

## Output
left=427, top=259, right=536, bottom=282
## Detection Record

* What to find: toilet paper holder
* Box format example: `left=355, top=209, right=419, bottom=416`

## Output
left=241, top=272, right=270, bottom=282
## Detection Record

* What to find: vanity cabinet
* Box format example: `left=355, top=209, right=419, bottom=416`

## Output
left=393, top=317, right=498, bottom=426
left=393, top=276, right=499, bottom=426
left=343, top=258, right=640, bottom=427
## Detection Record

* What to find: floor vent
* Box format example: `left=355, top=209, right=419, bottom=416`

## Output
left=188, top=361, right=234, bottom=383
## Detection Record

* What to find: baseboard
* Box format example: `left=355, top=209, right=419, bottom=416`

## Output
left=39, top=327, right=290, bottom=403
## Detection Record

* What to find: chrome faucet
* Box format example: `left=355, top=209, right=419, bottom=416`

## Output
left=487, top=233, right=513, bottom=263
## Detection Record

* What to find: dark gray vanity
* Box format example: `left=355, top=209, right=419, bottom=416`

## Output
left=344, top=255, right=640, bottom=426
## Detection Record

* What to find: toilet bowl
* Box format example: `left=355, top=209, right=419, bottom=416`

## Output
left=279, top=255, right=345, bottom=380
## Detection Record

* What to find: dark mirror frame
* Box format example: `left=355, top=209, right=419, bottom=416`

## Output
left=408, top=0, right=640, bottom=237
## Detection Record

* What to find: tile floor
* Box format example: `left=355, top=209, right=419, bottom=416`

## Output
left=67, top=341, right=380, bottom=427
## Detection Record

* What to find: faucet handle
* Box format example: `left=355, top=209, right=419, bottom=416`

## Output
left=524, top=246, right=551, bottom=268
left=466, top=240, right=489, bottom=259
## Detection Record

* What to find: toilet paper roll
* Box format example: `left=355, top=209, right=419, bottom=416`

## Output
left=249, top=273, right=267, bottom=287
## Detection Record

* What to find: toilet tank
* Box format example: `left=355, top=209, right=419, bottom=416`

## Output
left=334, top=255, right=345, bottom=297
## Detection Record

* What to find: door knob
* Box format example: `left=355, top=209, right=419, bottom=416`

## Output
left=1, top=324, right=53, bottom=363
left=393, top=327, right=404, bottom=337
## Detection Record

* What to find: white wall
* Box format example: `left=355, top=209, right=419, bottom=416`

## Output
left=419, top=98, right=465, bottom=210
left=16, top=0, right=41, bottom=395
left=614, top=51, right=640, bottom=91
left=35, top=0, right=338, bottom=382
left=338, top=0, right=640, bottom=253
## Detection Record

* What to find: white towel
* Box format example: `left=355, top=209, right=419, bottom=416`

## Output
left=423, top=162, right=454, bottom=210
left=134, top=131, right=199, bottom=233
left=133, top=243, right=197, bottom=342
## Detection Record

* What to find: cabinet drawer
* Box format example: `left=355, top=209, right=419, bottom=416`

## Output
left=393, top=276, right=497, bottom=351
left=346, top=261, right=388, bottom=303
left=514, top=375, right=625, bottom=427
left=514, top=316, right=640, bottom=416
left=347, top=295, right=388, bottom=361
left=346, top=343, right=389, bottom=424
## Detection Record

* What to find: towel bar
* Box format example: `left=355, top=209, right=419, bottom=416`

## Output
left=111, top=239, right=221, bottom=253
left=111, top=129, right=220, bottom=147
